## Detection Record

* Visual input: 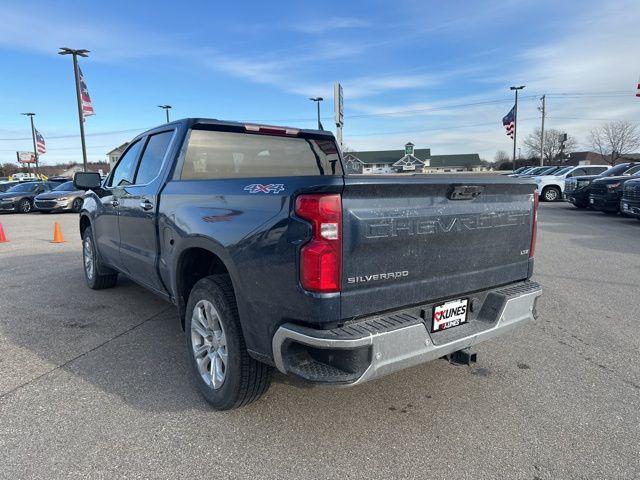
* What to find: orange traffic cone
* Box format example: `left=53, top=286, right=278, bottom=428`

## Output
left=51, top=222, right=65, bottom=243
left=0, top=223, right=7, bottom=243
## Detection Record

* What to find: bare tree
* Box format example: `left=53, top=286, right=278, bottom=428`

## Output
left=523, top=128, right=576, bottom=164
left=494, top=150, right=510, bottom=163
left=589, top=120, right=640, bottom=166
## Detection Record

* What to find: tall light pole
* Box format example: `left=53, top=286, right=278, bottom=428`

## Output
left=158, top=105, right=172, bottom=123
left=510, top=85, right=525, bottom=164
left=309, top=97, right=323, bottom=130
left=20, top=113, right=39, bottom=174
left=58, top=47, right=89, bottom=172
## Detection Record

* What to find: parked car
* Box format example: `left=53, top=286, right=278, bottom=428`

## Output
left=534, top=165, right=609, bottom=202
left=0, top=181, right=21, bottom=193
left=0, top=181, right=53, bottom=213
left=74, top=118, right=541, bottom=410
left=589, top=165, right=640, bottom=214
left=564, top=163, right=640, bottom=208
left=34, top=181, right=85, bottom=213
left=620, top=178, right=640, bottom=220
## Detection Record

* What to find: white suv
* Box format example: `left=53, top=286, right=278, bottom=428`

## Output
left=534, top=165, right=609, bottom=201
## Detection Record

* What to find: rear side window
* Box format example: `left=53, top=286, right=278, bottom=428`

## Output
left=135, top=131, right=174, bottom=185
left=109, top=140, right=143, bottom=187
left=586, top=167, right=607, bottom=175
left=625, top=165, right=640, bottom=175
left=181, top=129, right=342, bottom=179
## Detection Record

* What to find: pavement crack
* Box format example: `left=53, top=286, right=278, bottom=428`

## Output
left=0, top=307, right=173, bottom=401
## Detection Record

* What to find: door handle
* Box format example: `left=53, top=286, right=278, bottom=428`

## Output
left=110, top=200, right=119, bottom=207
left=140, top=199, right=154, bottom=211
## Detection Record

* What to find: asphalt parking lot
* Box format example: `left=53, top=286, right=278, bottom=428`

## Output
left=0, top=203, right=639, bottom=479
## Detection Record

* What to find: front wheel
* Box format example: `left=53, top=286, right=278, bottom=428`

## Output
left=82, top=226, right=118, bottom=289
left=18, top=199, right=32, bottom=213
left=542, top=186, right=561, bottom=202
left=186, top=275, right=271, bottom=410
left=71, top=198, right=83, bottom=213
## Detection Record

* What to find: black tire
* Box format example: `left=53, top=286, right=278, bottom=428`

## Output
left=82, top=226, right=118, bottom=289
left=71, top=198, right=83, bottom=213
left=185, top=275, right=271, bottom=410
left=542, top=186, right=561, bottom=202
left=572, top=200, right=588, bottom=209
left=18, top=198, right=32, bottom=213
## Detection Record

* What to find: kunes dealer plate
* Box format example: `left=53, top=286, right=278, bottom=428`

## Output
left=432, top=298, right=468, bottom=332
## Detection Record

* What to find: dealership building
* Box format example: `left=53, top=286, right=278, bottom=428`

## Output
left=343, top=143, right=485, bottom=174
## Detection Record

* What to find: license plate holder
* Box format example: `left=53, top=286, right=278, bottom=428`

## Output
left=432, top=298, right=469, bottom=333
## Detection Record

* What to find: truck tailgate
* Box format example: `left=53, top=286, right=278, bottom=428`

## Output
left=340, top=175, right=536, bottom=318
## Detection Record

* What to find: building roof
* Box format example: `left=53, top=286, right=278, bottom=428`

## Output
left=348, top=148, right=431, bottom=165
left=429, top=153, right=481, bottom=167
left=106, top=142, right=130, bottom=156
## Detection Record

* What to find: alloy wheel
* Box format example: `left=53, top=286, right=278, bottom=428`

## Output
left=191, top=299, right=228, bottom=390
left=83, top=236, right=94, bottom=280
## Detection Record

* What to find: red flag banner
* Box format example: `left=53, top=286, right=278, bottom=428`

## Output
left=79, top=67, right=95, bottom=119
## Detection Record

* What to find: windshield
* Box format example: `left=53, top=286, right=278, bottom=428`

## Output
left=53, top=181, right=75, bottom=192
left=513, top=167, right=528, bottom=174
left=540, top=166, right=561, bottom=175
left=6, top=182, right=39, bottom=193
left=623, top=165, right=640, bottom=176
left=554, top=167, right=573, bottom=176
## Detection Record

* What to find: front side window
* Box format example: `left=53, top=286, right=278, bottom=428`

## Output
left=109, top=140, right=143, bottom=187
left=181, top=130, right=342, bottom=180
left=135, top=131, right=174, bottom=185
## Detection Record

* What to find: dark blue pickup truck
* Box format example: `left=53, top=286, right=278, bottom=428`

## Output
left=74, top=118, right=541, bottom=410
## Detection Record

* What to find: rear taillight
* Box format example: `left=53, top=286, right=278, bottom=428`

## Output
left=530, top=192, right=538, bottom=258
left=295, top=194, right=342, bottom=293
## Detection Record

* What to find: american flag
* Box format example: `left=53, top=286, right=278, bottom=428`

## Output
left=79, top=67, right=95, bottom=119
left=502, top=105, right=516, bottom=138
left=35, top=129, right=46, bottom=155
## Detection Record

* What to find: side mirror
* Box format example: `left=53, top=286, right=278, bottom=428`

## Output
left=74, top=172, right=102, bottom=190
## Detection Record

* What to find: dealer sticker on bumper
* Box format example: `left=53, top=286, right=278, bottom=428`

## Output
left=432, top=298, right=468, bottom=332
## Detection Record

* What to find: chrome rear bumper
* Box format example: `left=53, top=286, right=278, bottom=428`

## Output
left=272, top=281, right=542, bottom=385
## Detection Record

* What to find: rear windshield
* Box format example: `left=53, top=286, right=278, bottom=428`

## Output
left=181, top=129, right=343, bottom=180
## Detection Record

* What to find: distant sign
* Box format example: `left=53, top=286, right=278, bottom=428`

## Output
left=405, top=143, right=414, bottom=155
left=402, top=165, right=416, bottom=171
left=334, top=82, right=344, bottom=126
left=17, top=151, right=36, bottom=164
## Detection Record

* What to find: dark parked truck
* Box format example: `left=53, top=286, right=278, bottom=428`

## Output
left=589, top=165, right=640, bottom=214
left=620, top=178, right=640, bottom=220
left=74, top=118, right=542, bottom=410
left=564, top=162, right=640, bottom=208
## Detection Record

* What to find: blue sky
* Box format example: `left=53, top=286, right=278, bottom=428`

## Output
left=0, top=0, right=639, bottom=165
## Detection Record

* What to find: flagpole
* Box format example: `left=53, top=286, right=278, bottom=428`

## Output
left=510, top=85, right=525, bottom=164
left=20, top=113, right=39, bottom=175
left=59, top=48, right=90, bottom=172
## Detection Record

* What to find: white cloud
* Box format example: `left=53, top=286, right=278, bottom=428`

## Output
left=291, top=18, right=370, bottom=34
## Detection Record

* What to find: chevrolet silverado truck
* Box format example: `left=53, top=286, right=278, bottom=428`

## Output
left=74, top=118, right=542, bottom=410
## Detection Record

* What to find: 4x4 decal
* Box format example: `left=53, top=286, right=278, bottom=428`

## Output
left=243, top=183, right=285, bottom=194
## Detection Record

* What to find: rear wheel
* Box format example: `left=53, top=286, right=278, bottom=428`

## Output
left=18, top=199, right=32, bottom=213
left=572, top=200, right=588, bottom=209
left=542, top=186, right=561, bottom=202
left=82, top=226, right=118, bottom=289
left=185, top=275, right=271, bottom=410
